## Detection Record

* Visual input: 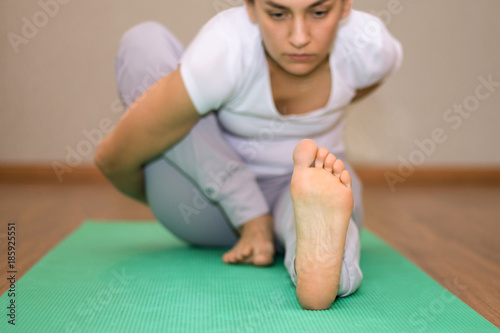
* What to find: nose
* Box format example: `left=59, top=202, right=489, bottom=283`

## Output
left=289, top=17, right=311, bottom=50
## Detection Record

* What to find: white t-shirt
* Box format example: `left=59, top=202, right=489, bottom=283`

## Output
left=179, top=6, right=403, bottom=177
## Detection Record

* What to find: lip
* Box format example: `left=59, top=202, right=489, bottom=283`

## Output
left=287, top=54, right=314, bottom=62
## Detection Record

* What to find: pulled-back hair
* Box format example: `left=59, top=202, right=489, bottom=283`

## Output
left=247, top=0, right=345, bottom=3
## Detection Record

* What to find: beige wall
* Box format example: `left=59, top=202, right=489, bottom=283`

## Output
left=1, top=0, right=499, bottom=172
left=345, top=0, right=500, bottom=166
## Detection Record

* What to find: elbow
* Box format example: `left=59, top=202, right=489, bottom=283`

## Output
left=94, top=141, right=118, bottom=176
left=94, top=140, right=139, bottom=177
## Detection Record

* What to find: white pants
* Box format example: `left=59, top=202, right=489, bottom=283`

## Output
left=115, top=21, right=364, bottom=296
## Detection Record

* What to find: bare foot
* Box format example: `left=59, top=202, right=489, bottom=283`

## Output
left=222, top=214, right=275, bottom=266
left=291, top=139, right=353, bottom=310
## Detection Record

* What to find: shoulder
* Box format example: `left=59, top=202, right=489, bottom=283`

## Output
left=194, top=6, right=258, bottom=49
left=336, top=9, right=389, bottom=47
left=179, top=6, right=261, bottom=113
left=182, top=6, right=259, bottom=67
left=333, top=9, right=403, bottom=89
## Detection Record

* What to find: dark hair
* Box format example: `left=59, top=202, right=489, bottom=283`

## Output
left=248, top=0, right=345, bottom=4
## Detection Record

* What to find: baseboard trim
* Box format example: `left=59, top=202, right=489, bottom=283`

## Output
left=353, top=166, right=500, bottom=186
left=0, top=165, right=108, bottom=184
left=1, top=165, right=500, bottom=186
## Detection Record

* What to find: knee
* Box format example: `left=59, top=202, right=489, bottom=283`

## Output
left=116, top=21, right=171, bottom=74
left=120, top=21, right=167, bottom=46
left=115, top=21, right=184, bottom=107
left=119, top=21, right=184, bottom=55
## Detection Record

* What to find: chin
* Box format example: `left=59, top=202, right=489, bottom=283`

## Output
left=283, top=62, right=319, bottom=77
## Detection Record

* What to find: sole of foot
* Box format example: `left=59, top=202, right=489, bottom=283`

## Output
left=291, top=139, right=353, bottom=310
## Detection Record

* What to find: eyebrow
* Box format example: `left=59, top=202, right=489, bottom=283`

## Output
left=263, top=0, right=331, bottom=10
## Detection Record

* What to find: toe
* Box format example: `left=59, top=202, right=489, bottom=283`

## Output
left=222, top=252, right=235, bottom=263
left=324, top=153, right=336, bottom=173
left=293, top=139, right=318, bottom=169
left=235, top=245, right=252, bottom=261
left=235, top=250, right=244, bottom=261
left=242, top=245, right=252, bottom=256
left=240, top=245, right=252, bottom=260
left=333, top=159, right=345, bottom=177
left=315, top=147, right=329, bottom=169
left=340, top=170, right=352, bottom=188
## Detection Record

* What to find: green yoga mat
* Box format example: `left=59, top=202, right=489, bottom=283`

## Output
left=1, top=221, right=497, bottom=332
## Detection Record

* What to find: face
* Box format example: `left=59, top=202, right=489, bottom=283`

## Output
left=245, top=0, right=352, bottom=77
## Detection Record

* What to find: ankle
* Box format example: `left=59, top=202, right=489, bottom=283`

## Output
left=237, top=214, right=273, bottom=235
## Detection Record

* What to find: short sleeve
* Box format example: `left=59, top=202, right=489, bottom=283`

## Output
left=179, top=24, right=241, bottom=115
left=336, top=10, right=403, bottom=89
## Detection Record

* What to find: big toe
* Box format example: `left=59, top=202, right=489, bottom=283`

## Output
left=293, top=139, right=318, bottom=168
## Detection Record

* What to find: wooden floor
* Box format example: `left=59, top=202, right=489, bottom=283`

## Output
left=0, top=180, right=499, bottom=328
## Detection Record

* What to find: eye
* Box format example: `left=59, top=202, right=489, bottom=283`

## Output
left=269, top=12, right=286, bottom=20
left=312, top=10, right=328, bottom=18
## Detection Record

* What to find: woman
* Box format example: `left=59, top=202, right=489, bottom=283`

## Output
left=95, top=0, right=402, bottom=310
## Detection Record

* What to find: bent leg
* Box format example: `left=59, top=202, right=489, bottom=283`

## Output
left=273, top=155, right=363, bottom=298
left=144, top=156, right=237, bottom=246
left=115, top=22, right=270, bottom=245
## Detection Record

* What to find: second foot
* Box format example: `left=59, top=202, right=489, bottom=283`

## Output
left=291, top=139, right=354, bottom=310
left=222, top=214, right=275, bottom=266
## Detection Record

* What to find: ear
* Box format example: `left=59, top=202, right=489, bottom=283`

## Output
left=340, top=0, right=353, bottom=20
left=244, top=0, right=258, bottom=24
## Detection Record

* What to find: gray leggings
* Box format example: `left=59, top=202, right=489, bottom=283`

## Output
left=115, top=21, right=364, bottom=296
